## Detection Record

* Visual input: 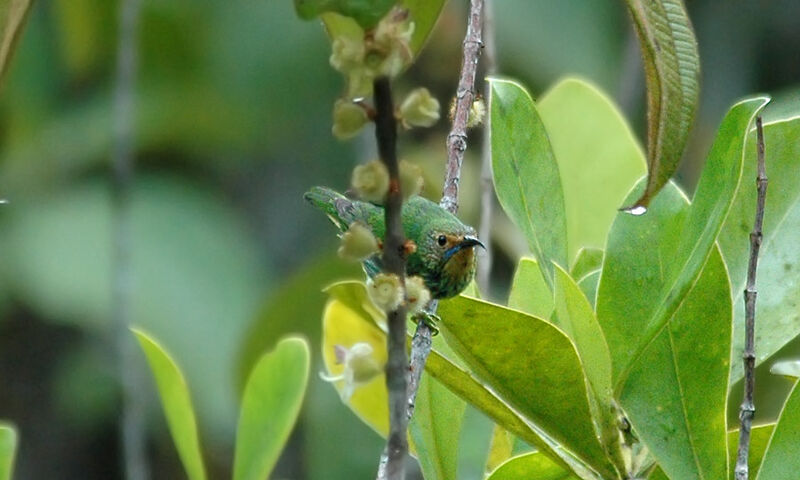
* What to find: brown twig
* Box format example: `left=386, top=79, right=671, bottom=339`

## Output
left=406, top=0, right=485, bottom=429
left=477, top=0, right=496, bottom=293
left=735, top=116, right=767, bottom=480
left=373, top=76, right=409, bottom=480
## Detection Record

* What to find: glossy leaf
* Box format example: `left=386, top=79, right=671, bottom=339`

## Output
left=623, top=0, right=700, bottom=209
left=408, top=374, right=466, bottom=480
left=507, top=258, right=553, bottom=318
left=727, top=424, right=774, bottom=479
left=233, top=337, right=310, bottom=480
left=538, top=78, right=646, bottom=260
left=438, top=296, right=617, bottom=479
left=0, top=0, right=32, bottom=89
left=487, top=452, right=577, bottom=480
left=0, top=423, right=17, bottom=480
left=597, top=96, right=768, bottom=384
left=618, top=247, right=731, bottom=480
left=133, top=329, right=208, bottom=480
left=489, top=77, right=568, bottom=286
left=756, top=381, right=800, bottom=479
left=295, top=0, right=394, bottom=28
left=721, top=109, right=800, bottom=383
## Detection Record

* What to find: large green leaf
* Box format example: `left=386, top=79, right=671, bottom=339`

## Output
left=295, top=0, right=395, bottom=28
left=507, top=257, right=552, bottom=318
left=597, top=96, right=768, bottom=385
left=720, top=108, right=800, bottom=383
left=408, top=374, right=466, bottom=480
left=438, top=296, right=617, bottom=479
left=0, top=0, right=32, bottom=89
left=756, top=381, right=800, bottom=479
left=133, top=329, right=207, bottom=480
left=233, top=337, right=310, bottom=480
left=489, top=77, right=568, bottom=287
left=538, top=78, right=646, bottom=260
left=487, top=452, right=577, bottom=480
left=0, top=423, right=17, bottom=480
left=623, top=0, right=700, bottom=209
left=618, top=247, right=731, bottom=480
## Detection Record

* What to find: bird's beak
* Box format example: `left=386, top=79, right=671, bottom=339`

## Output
left=459, top=235, right=486, bottom=250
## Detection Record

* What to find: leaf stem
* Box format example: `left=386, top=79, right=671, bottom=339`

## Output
left=373, top=76, right=409, bottom=480
left=735, top=116, right=766, bottom=480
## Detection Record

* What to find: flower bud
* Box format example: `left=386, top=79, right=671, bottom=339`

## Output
left=399, top=160, right=423, bottom=200
left=405, top=276, right=431, bottom=314
left=370, top=8, right=414, bottom=77
left=332, top=100, right=369, bottom=140
left=352, top=160, right=390, bottom=203
left=338, top=222, right=380, bottom=261
left=321, top=342, right=384, bottom=401
left=399, top=88, right=440, bottom=129
left=330, top=35, right=365, bottom=73
left=467, top=97, right=486, bottom=128
left=367, top=273, right=404, bottom=312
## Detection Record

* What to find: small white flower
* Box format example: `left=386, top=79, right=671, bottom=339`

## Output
left=338, top=222, right=380, bottom=261
left=405, top=276, right=431, bottom=314
left=320, top=342, right=383, bottom=400
left=367, top=273, right=404, bottom=312
left=352, top=160, right=390, bottom=204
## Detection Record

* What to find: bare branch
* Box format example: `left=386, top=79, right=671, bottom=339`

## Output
left=735, top=116, right=767, bottom=480
left=373, top=76, right=409, bottom=480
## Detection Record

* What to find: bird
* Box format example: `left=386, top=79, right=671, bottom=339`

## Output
left=304, top=186, right=484, bottom=299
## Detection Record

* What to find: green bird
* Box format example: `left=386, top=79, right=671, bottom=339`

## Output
left=304, top=186, right=484, bottom=299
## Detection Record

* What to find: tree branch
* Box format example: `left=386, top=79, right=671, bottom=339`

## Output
left=735, top=116, right=767, bottom=480
left=113, top=0, right=148, bottom=478
left=373, top=76, right=409, bottom=480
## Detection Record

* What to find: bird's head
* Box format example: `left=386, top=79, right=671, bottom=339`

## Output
left=413, top=225, right=484, bottom=299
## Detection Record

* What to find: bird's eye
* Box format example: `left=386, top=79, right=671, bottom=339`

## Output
left=437, top=235, right=447, bottom=247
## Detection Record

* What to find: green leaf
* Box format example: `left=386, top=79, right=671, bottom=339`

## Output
left=570, top=248, right=603, bottom=307
left=233, top=337, right=310, bottom=480
left=438, top=296, right=617, bottom=479
left=401, top=0, right=446, bottom=55
left=133, top=329, right=208, bottom=480
left=618, top=247, right=731, bottom=480
left=0, top=0, right=32, bottom=89
left=295, top=0, right=395, bottom=28
left=721, top=108, right=800, bottom=383
left=623, top=0, right=700, bottom=209
left=507, top=258, right=553, bottom=318
left=771, top=360, right=800, bottom=379
left=537, top=78, right=646, bottom=260
left=408, top=374, right=466, bottom=480
left=489, top=78, right=568, bottom=286
left=756, top=380, right=800, bottom=479
left=487, top=452, right=577, bottom=480
left=0, top=423, right=17, bottom=480
left=597, top=96, right=769, bottom=385
left=485, top=425, right=515, bottom=475
left=727, top=424, right=774, bottom=479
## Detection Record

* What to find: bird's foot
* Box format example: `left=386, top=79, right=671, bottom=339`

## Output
left=412, top=311, right=440, bottom=336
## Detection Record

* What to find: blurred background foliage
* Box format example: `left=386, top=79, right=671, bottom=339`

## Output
left=0, top=0, right=798, bottom=478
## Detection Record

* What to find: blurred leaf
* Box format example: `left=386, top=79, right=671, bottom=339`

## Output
left=233, top=337, right=310, bottom=480
left=721, top=108, right=800, bottom=383
left=507, top=258, right=552, bottom=318
left=409, top=374, right=465, bottom=480
left=296, top=0, right=395, bottom=28
left=1, top=177, right=265, bottom=437
left=0, top=423, right=17, bottom=480
left=771, top=360, right=800, bottom=379
left=0, top=0, right=32, bottom=89
left=727, top=424, right=773, bottom=479
left=597, top=96, right=768, bottom=385
left=133, top=329, right=208, bottom=480
left=619, top=247, right=731, bottom=480
left=485, top=425, right=514, bottom=475
left=623, top=0, right=700, bottom=209
left=400, top=0, right=446, bottom=54
left=756, top=381, right=800, bottom=479
left=538, top=78, right=646, bottom=260
left=486, top=452, right=577, bottom=480
left=569, top=248, right=603, bottom=307
left=438, top=296, right=617, bottom=479
left=489, top=77, right=567, bottom=286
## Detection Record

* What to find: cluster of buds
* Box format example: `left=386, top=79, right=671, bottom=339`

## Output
left=350, top=159, right=424, bottom=204
left=329, top=8, right=441, bottom=140
left=367, top=273, right=431, bottom=315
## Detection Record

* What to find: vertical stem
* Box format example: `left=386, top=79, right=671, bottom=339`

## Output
left=113, top=0, right=147, bottom=478
left=477, top=0, right=497, bottom=293
left=373, top=76, right=409, bottom=480
left=735, top=116, right=767, bottom=480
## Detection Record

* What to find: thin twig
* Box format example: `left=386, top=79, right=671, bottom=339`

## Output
left=113, top=0, right=147, bottom=478
left=373, top=76, right=409, bottom=480
left=477, top=0, right=497, bottom=293
left=735, top=116, right=767, bottom=480
left=406, top=0, right=485, bottom=430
